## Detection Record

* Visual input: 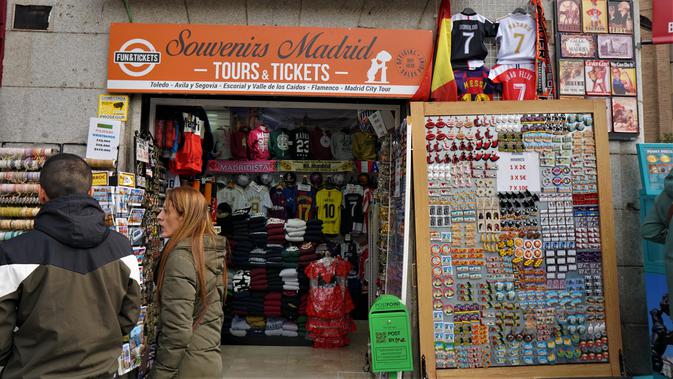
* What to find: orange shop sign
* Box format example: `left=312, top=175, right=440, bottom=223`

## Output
left=107, top=23, right=433, bottom=98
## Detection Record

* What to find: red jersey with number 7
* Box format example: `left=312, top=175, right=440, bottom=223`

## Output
left=489, top=65, right=537, bottom=101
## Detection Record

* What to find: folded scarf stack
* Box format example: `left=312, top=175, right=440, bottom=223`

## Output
left=266, top=218, right=286, bottom=245
left=250, top=268, right=283, bottom=291
left=229, top=315, right=252, bottom=337
left=298, top=242, right=320, bottom=266
left=282, top=290, right=300, bottom=319
left=249, top=248, right=268, bottom=266
left=282, top=246, right=300, bottom=268
left=282, top=320, right=299, bottom=337
left=264, top=317, right=284, bottom=336
left=304, top=219, right=325, bottom=242
left=264, top=292, right=282, bottom=317
left=285, top=218, right=306, bottom=242
left=279, top=267, right=299, bottom=291
left=232, top=292, right=265, bottom=316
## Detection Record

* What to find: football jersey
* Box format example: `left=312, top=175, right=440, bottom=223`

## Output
left=231, top=129, right=249, bottom=160
left=454, top=67, right=495, bottom=101
left=296, top=189, right=315, bottom=221
left=331, top=130, right=354, bottom=160
left=244, top=182, right=272, bottom=216
left=451, top=12, right=497, bottom=70
left=211, top=127, right=232, bottom=160
left=282, top=186, right=298, bottom=219
left=351, top=131, right=377, bottom=160
left=269, top=187, right=288, bottom=220
left=269, top=128, right=292, bottom=159
left=247, top=125, right=271, bottom=160
left=217, top=185, right=250, bottom=212
left=489, top=64, right=537, bottom=100
left=341, top=193, right=364, bottom=235
left=291, top=128, right=311, bottom=160
left=309, top=127, right=333, bottom=160
left=316, top=188, right=343, bottom=235
left=496, top=13, right=536, bottom=65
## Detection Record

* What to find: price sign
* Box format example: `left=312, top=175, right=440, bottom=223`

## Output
left=496, top=152, right=541, bottom=193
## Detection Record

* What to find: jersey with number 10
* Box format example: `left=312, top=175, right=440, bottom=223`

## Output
left=316, top=188, right=342, bottom=235
left=489, top=65, right=537, bottom=100
left=496, top=13, right=536, bottom=65
left=451, top=12, right=497, bottom=70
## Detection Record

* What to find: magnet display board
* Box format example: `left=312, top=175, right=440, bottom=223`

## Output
left=411, top=100, right=621, bottom=378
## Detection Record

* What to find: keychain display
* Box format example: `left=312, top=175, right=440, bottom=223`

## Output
left=423, top=111, right=609, bottom=369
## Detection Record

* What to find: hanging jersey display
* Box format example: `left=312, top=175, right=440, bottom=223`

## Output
left=269, top=128, right=292, bottom=159
left=248, top=125, right=271, bottom=160
left=450, top=12, right=497, bottom=70
left=341, top=193, right=364, bottom=235
left=305, top=257, right=355, bottom=348
left=231, top=129, right=249, bottom=160
left=351, top=131, right=377, bottom=160
left=296, top=189, right=315, bottom=221
left=244, top=182, right=273, bottom=216
left=211, top=127, right=232, bottom=160
left=282, top=186, right=298, bottom=220
left=489, top=64, right=537, bottom=100
left=315, top=188, right=343, bottom=235
left=269, top=187, right=288, bottom=220
left=330, top=130, right=353, bottom=160
left=495, top=13, right=536, bottom=65
left=454, top=67, right=495, bottom=101
left=309, top=127, right=333, bottom=160
left=218, top=185, right=250, bottom=212
left=292, top=128, right=311, bottom=160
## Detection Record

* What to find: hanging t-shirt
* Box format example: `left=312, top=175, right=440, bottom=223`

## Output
left=489, top=64, right=537, bottom=100
left=247, top=125, right=271, bottom=160
left=244, top=182, right=273, bottom=216
left=231, top=129, right=249, bottom=160
left=451, top=12, right=497, bottom=70
left=292, top=128, right=311, bottom=160
left=282, top=186, right=298, bottom=219
left=309, top=127, right=332, bottom=160
left=218, top=185, right=250, bottom=212
left=296, top=189, right=314, bottom=221
left=211, top=127, right=232, bottom=160
left=330, top=130, right=353, bottom=160
left=341, top=193, right=364, bottom=235
left=269, top=128, right=292, bottom=160
left=316, top=188, right=343, bottom=235
left=351, top=131, right=377, bottom=160
left=496, top=13, right=536, bottom=65
left=269, top=187, right=288, bottom=220
left=454, top=67, right=495, bottom=101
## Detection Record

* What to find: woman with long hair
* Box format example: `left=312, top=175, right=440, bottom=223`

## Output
left=149, top=186, right=227, bottom=378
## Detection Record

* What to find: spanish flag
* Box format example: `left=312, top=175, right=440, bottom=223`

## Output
left=430, top=0, right=457, bottom=101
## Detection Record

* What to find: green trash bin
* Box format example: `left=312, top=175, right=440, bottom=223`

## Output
left=368, top=294, right=414, bottom=373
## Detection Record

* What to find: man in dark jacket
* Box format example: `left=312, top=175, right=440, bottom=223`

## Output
left=0, top=153, right=141, bottom=378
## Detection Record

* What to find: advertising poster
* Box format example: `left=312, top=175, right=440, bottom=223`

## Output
left=610, top=61, right=637, bottom=96
left=585, top=60, right=611, bottom=96
left=582, top=0, right=608, bottom=33
left=557, top=0, right=583, bottom=32
left=559, top=60, right=586, bottom=95
left=612, top=97, right=638, bottom=133
left=597, top=34, right=634, bottom=59
left=608, top=0, right=634, bottom=34
left=560, top=33, right=597, bottom=58
left=85, top=117, right=122, bottom=161
left=637, top=144, right=673, bottom=195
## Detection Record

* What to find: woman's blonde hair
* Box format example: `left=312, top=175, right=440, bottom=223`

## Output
left=156, top=186, right=219, bottom=327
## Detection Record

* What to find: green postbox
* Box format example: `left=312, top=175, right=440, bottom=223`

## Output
left=368, top=294, right=413, bottom=373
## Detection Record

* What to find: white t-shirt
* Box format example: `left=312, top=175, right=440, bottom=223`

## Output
left=217, top=185, right=250, bottom=212
left=212, top=127, right=232, bottom=160
left=331, top=130, right=354, bottom=160
left=496, top=13, right=536, bottom=65
left=244, top=182, right=273, bottom=216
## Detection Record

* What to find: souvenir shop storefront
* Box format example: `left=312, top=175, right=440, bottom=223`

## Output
left=0, top=0, right=633, bottom=377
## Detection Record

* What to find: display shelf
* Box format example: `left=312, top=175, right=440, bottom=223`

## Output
left=411, top=100, right=621, bottom=379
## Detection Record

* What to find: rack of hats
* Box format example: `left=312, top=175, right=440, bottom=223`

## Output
left=411, top=100, right=622, bottom=378
left=150, top=105, right=390, bottom=347
left=0, top=147, right=58, bottom=241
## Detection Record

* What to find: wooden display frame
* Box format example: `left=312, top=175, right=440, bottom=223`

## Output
left=410, top=100, right=622, bottom=379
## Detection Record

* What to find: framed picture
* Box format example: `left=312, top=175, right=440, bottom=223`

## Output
left=582, top=0, right=608, bottom=33
left=612, top=97, right=638, bottom=133
left=558, top=0, right=582, bottom=32
left=585, top=60, right=610, bottom=96
left=586, top=96, right=613, bottom=132
left=608, top=0, right=633, bottom=34
left=560, top=33, right=597, bottom=58
left=559, top=60, right=586, bottom=95
left=597, top=34, right=633, bottom=59
left=610, top=61, right=636, bottom=96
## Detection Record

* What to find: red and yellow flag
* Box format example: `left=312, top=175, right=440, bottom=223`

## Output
left=430, top=0, right=458, bottom=101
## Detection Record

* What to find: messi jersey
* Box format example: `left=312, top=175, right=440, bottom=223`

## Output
left=269, top=187, right=288, bottom=220
left=489, top=64, right=537, bottom=100
left=451, top=12, right=497, bottom=70
left=496, top=13, right=536, bottom=65
left=454, top=67, right=495, bottom=101
left=296, top=189, right=314, bottom=221
left=316, top=188, right=343, bottom=235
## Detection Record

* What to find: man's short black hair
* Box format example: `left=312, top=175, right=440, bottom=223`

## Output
left=39, top=153, right=92, bottom=199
